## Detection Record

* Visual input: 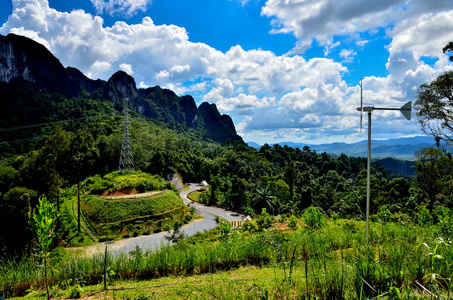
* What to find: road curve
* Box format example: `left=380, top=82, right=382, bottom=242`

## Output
left=87, top=184, right=248, bottom=255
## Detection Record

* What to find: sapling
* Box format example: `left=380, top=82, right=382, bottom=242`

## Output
left=28, top=196, right=60, bottom=300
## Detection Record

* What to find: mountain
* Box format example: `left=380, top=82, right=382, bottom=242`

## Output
left=0, top=33, right=242, bottom=146
left=246, top=141, right=261, bottom=149
left=248, top=136, right=449, bottom=160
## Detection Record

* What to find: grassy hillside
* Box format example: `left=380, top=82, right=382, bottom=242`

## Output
left=82, top=190, right=186, bottom=238
left=57, top=171, right=193, bottom=242
left=83, top=171, right=173, bottom=196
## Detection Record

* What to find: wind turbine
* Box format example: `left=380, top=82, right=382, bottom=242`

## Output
left=357, top=79, right=412, bottom=242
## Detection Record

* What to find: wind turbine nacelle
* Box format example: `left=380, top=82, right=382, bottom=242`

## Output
left=356, top=106, right=374, bottom=112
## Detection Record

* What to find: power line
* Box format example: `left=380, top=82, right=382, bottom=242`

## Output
left=0, top=114, right=111, bottom=132
left=1, top=120, right=118, bottom=146
left=2, top=136, right=46, bottom=146
left=0, top=107, right=44, bottom=115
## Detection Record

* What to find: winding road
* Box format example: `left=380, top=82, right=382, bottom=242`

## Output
left=87, top=183, right=248, bottom=255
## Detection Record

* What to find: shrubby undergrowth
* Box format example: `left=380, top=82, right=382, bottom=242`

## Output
left=3, top=214, right=453, bottom=299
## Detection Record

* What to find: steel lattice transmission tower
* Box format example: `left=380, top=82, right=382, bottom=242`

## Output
left=119, top=97, right=135, bottom=172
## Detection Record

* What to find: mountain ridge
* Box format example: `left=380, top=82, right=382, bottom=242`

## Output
left=0, top=33, right=242, bottom=146
left=247, top=136, right=448, bottom=160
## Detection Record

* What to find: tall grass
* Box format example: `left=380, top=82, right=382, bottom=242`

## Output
left=2, top=219, right=453, bottom=299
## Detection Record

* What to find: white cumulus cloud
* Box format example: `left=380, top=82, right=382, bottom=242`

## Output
left=2, top=0, right=452, bottom=144
left=119, top=63, right=133, bottom=74
left=90, top=0, right=152, bottom=17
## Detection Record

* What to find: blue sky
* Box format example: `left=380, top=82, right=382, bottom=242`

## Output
left=1, top=0, right=453, bottom=145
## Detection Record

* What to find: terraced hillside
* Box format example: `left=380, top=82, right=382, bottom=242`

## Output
left=82, top=190, right=186, bottom=237
left=74, top=171, right=193, bottom=240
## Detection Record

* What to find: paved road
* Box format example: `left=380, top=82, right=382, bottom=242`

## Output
left=88, top=184, right=248, bottom=255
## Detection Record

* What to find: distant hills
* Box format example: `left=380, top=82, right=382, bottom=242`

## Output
left=247, top=136, right=449, bottom=161
left=0, top=33, right=242, bottom=146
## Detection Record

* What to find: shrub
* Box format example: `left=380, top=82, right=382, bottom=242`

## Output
left=255, top=208, right=273, bottom=230
left=416, top=207, right=433, bottom=226
left=377, top=205, right=391, bottom=224
left=433, top=206, right=451, bottom=224
left=136, top=180, right=153, bottom=193
left=302, top=206, right=326, bottom=229
left=218, top=221, right=232, bottom=241
left=287, top=215, right=298, bottom=231
left=434, top=206, right=453, bottom=240
left=241, top=219, right=259, bottom=233
left=331, top=212, right=339, bottom=223
left=391, top=211, right=412, bottom=225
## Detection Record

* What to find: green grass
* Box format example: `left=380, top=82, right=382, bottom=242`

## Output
left=3, top=218, right=453, bottom=299
left=187, top=191, right=202, bottom=202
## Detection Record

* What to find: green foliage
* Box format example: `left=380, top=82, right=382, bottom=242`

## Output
left=287, top=215, right=299, bottom=231
left=416, top=206, right=433, bottom=226
left=0, top=186, right=38, bottom=256
left=252, top=187, right=277, bottom=214
left=414, top=147, right=453, bottom=210
left=69, top=284, right=84, bottom=298
left=73, top=187, right=193, bottom=241
left=4, top=218, right=453, bottom=299
left=433, top=206, right=453, bottom=240
left=0, top=164, right=20, bottom=194
left=84, top=171, right=168, bottom=195
left=28, top=196, right=60, bottom=255
left=82, top=190, right=182, bottom=225
left=254, top=208, right=274, bottom=230
left=331, top=212, right=339, bottom=223
left=28, top=196, right=59, bottom=300
left=302, top=206, right=326, bottom=229
left=217, top=220, right=232, bottom=241
left=165, top=221, right=187, bottom=244
left=415, top=67, right=453, bottom=143
left=377, top=205, right=392, bottom=224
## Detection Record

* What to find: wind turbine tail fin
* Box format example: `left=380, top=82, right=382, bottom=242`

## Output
left=401, top=101, right=412, bottom=120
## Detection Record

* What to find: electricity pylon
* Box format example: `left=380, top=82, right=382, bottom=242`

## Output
left=119, top=97, right=135, bottom=172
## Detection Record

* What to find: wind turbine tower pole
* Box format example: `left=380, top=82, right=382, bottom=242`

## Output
left=357, top=88, right=412, bottom=243
left=366, top=111, right=371, bottom=241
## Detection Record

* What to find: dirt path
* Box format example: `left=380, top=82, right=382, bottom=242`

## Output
left=101, top=190, right=164, bottom=199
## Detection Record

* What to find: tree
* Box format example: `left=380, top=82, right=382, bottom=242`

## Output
left=269, top=179, right=290, bottom=214
left=0, top=187, right=38, bottom=256
left=164, top=220, right=187, bottom=243
left=252, top=186, right=277, bottom=214
left=443, top=42, right=453, bottom=61
left=284, top=160, right=296, bottom=203
left=209, top=175, right=221, bottom=205
left=414, top=147, right=453, bottom=210
left=60, top=130, right=99, bottom=232
left=415, top=42, right=453, bottom=143
left=28, top=196, right=59, bottom=300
